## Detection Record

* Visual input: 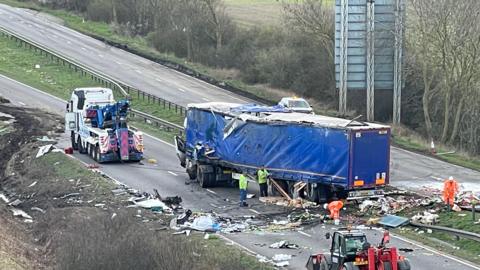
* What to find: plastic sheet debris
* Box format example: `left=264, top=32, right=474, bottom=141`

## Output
left=11, top=208, right=32, bottom=219
left=134, top=199, right=168, bottom=210
left=173, top=230, right=191, bottom=236
left=37, top=136, right=55, bottom=142
left=452, top=204, right=461, bottom=212
left=176, top=209, right=192, bottom=225
left=411, top=211, right=439, bottom=225
left=60, top=193, right=80, bottom=199
left=8, top=199, right=22, bottom=207
left=378, top=214, right=409, bottom=228
left=275, top=261, right=289, bottom=267
left=187, top=215, right=220, bottom=232
left=256, top=254, right=270, bottom=263
left=36, top=144, right=53, bottom=158
left=269, top=240, right=299, bottom=249
left=247, top=193, right=256, bottom=199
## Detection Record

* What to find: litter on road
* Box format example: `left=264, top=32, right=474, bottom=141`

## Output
left=35, top=144, right=53, bottom=158
left=269, top=240, right=299, bottom=249
left=11, top=208, right=32, bottom=220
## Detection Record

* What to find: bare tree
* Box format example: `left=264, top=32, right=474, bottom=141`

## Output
left=201, top=0, right=231, bottom=62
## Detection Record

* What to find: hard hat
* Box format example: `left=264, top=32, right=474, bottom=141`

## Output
left=449, top=176, right=454, bottom=180
left=323, top=203, right=328, bottom=210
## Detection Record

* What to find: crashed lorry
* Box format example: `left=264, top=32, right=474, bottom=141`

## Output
left=175, top=103, right=390, bottom=201
left=65, top=87, right=144, bottom=163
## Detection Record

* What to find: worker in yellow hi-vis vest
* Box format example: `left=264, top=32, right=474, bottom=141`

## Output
left=257, top=165, right=269, bottom=197
left=239, top=172, right=248, bottom=207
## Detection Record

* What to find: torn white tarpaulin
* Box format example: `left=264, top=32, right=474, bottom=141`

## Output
left=274, top=261, right=289, bottom=267
left=36, top=144, right=53, bottom=158
left=11, top=208, right=32, bottom=219
left=269, top=240, right=299, bottom=249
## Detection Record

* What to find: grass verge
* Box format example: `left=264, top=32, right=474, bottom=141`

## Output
left=392, top=125, right=480, bottom=172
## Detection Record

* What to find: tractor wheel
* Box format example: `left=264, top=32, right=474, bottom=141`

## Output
left=398, top=260, right=411, bottom=270
left=383, top=262, right=393, bottom=270
left=319, top=260, right=328, bottom=270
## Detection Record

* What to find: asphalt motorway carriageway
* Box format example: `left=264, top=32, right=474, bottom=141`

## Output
left=1, top=3, right=480, bottom=193
left=1, top=75, right=479, bottom=270
left=0, top=4, right=254, bottom=106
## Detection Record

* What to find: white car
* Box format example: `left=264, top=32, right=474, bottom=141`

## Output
left=278, top=97, right=314, bottom=114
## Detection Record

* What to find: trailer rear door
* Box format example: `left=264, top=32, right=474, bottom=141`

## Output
left=350, top=129, right=390, bottom=189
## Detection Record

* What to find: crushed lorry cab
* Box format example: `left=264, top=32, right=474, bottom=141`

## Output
left=65, top=87, right=143, bottom=163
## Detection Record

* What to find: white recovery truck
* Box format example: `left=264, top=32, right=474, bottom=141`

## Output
left=65, top=87, right=144, bottom=163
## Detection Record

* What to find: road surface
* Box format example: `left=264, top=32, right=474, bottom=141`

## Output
left=0, top=4, right=479, bottom=194
left=1, top=75, right=478, bottom=270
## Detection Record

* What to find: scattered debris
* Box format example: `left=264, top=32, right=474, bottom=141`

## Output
left=411, top=212, right=439, bottom=225
left=272, top=254, right=292, bottom=262
left=35, top=144, right=53, bottom=158
left=31, top=207, right=46, bottom=214
left=187, top=215, right=220, bottom=232
left=269, top=240, right=299, bottom=249
left=247, top=193, right=256, bottom=199
left=60, top=193, right=81, bottom=199
left=28, top=181, right=37, bottom=187
left=11, top=208, right=32, bottom=220
left=147, top=158, right=157, bottom=164
left=36, top=136, right=55, bottom=142
left=8, top=199, right=22, bottom=207
left=0, top=193, right=9, bottom=203
left=378, top=214, right=409, bottom=228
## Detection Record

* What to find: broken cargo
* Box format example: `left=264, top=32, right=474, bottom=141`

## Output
left=175, top=103, right=390, bottom=201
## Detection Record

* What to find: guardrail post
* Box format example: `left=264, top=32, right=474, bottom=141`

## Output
left=175, top=104, right=178, bottom=113
left=137, top=90, right=140, bottom=99
left=142, top=92, right=145, bottom=101
left=163, top=100, right=166, bottom=108
left=168, top=102, right=171, bottom=110
left=147, top=94, right=150, bottom=103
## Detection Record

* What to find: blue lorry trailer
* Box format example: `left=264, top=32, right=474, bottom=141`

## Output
left=175, top=102, right=390, bottom=201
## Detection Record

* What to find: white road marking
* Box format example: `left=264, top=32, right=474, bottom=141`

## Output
left=18, top=101, right=26, bottom=106
left=177, top=88, right=186, bottom=93
left=249, top=209, right=260, bottom=215
left=298, top=231, right=312, bottom=237
left=98, top=54, right=104, bottom=58
left=155, top=78, right=163, bottom=82
left=206, top=189, right=217, bottom=194
left=115, top=61, right=122, bottom=65
left=81, top=47, right=87, bottom=51
left=202, top=97, right=209, bottom=102
left=430, top=176, right=443, bottom=181
left=167, top=171, right=178, bottom=176
left=135, top=69, right=142, bottom=74
left=66, top=40, right=71, bottom=44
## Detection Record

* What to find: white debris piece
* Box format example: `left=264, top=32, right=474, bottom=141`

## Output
left=359, top=200, right=375, bottom=212
left=36, top=144, right=53, bottom=158
left=28, top=181, right=38, bottom=188
left=11, top=208, right=32, bottom=219
left=134, top=199, right=168, bottom=209
left=0, top=193, right=9, bottom=203
left=272, top=254, right=292, bottom=262
left=274, top=261, right=290, bottom=267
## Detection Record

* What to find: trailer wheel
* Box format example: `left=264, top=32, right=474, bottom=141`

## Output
left=186, top=161, right=197, bottom=180
left=319, top=260, right=328, bottom=270
left=71, top=132, right=78, bottom=150
left=397, top=260, right=411, bottom=270
left=197, top=166, right=210, bottom=188
left=306, top=184, right=320, bottom=202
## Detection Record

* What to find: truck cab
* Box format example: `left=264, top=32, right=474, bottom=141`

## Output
left=65, top=87, right=143, bottom=163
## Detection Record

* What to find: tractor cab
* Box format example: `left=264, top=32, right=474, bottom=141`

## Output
left=327, top=229, right=370, bottom=268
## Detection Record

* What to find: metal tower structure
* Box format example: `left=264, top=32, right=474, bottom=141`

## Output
left=366, top=0, right=375, bottom=121
left=393, top=0, right=405, bottom=124
left=338, top=0, right=349, bottom=116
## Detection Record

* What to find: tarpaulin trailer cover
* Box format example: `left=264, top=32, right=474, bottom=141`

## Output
left=185, top=103, right=390, bottom=189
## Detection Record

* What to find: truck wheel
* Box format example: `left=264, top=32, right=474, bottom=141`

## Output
left=186, top=163, right=197, bottom=180
left=93, top=145, right=100, bottom=162
left=78, top=137, right=86, bottom=154
left=397, top=260, right=411, bottom=270
left=319, top=260, right=328, bottom=270
left=71, top=132, right=78, bottom=150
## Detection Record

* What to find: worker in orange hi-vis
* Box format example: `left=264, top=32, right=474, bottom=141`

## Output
left=324, top=199, right=344, bottom=225
left=442, top=176, right=459, bottom=207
